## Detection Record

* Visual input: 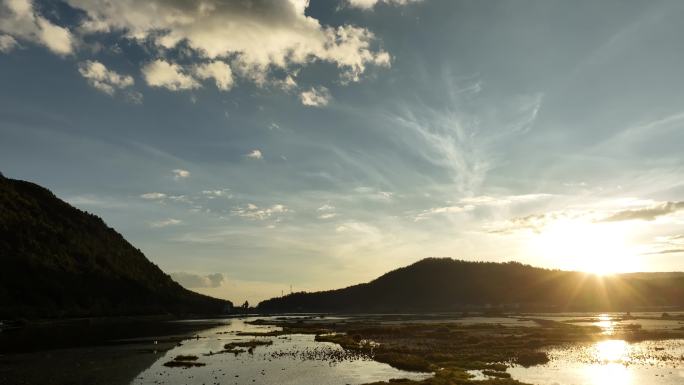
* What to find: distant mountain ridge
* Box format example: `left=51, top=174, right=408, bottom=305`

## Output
left=0, top=173, right=230, bottom=318
left=258, top=258, right=684, bottom=312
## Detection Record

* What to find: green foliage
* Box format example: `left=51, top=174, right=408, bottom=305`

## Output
left=0, top=174, right=230, bottom=318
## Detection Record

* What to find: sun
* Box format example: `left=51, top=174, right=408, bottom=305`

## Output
left=528, top=218, right=640, bottom=275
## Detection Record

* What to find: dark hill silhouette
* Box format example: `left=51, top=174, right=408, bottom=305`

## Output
left=258, top=258, right=684, bottom=313
left=0, top=173, right=230, bottom=318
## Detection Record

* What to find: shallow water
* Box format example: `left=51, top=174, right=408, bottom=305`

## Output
left=508, top=338, right=684, bottom=385
left=567, top=315, right=684, bottom=334
left=131, top=317, right=431, bottom=385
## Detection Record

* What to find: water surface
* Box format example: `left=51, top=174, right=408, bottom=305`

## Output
left=131, top=317, right=431, bottom=385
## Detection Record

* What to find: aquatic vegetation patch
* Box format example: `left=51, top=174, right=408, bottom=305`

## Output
left=256, top=315, right=684, bottom=385
left=266, top=345, right=372, bottom=364
left=163, top=355, right=206, bottom=368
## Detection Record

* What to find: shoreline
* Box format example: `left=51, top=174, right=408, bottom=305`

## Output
left=0, top=317, right=226, bottom=385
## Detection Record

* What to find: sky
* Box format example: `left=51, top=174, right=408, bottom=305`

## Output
left=1, top=0, right=684, bottom=304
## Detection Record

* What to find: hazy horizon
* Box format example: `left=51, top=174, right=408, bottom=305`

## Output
left=2, top=0, right=684, bottom=304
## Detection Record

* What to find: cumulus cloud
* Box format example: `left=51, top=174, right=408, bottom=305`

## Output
left=66, top=0, right=390, bottom=85
left=600, top=201, right=684, bottom=222
left=0, top=0, right=74, bottom=55
left=78, top=60, right=134, bottom=95
left=347, top=0, right=423, bottom=10
left=170, top=272, right=224, bottom=288
left=232, top=203, right=288, bottom=220
left=194, top=60, right=234, bottom=91
left=142, top=60, right=199, bottom=91
left=172, top=168, right=190, bottom=179
left=0, top=34, right=17, bottom=53
left=150, top=218, right=182, bottom=228
left=300, top=86, right=331, bottom=107
left=246, top=149, right=263, bottom=160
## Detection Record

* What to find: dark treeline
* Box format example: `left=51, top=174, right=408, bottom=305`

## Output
left=258, top=258, right=684, bottom=313
left=0, top=173, right=230, bottom=319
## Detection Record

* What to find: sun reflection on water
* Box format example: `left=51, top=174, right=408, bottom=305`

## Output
left=509, top=331, right=684, bottom=385
left=594, top=340, right=630, bottom=363
left=596, top=314, right=615, bottom=335
left=584, top=363, right=633, bottom=385
left=583, top=340, right=634, bottom=385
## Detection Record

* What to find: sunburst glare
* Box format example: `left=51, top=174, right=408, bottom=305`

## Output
left=529, top=219, right=641, bottom=275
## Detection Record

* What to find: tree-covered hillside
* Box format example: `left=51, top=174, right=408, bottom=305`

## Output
left=0, top=173, right=230, bottom=318
left=258, top=258, right=684, bottom=313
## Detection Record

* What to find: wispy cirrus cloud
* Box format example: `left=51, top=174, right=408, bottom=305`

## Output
left=415, top=193, right=552, bottom=222
left=150, top=218, right=182, bottom=228
left=140, top=192, right=166, bottom=200
left=600, top=201, right=684, bottom=222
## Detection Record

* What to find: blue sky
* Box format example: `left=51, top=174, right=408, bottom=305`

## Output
left=2, top=0, right=683, bottom=303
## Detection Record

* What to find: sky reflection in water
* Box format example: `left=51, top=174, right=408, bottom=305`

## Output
left=131, top=317, right=431, bottom=385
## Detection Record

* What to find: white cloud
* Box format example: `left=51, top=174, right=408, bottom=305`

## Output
left=233, top=203, right=288, bottom=220
left=354, top=186, right=394, bottom=201
left=194, top=60, right=234, bottom=91
left=142, top=60, right=199, bottom=91
left=413, top=194, right=552, bottom=222
left=78, top=60, right=134, bottom=95
left=600, top=201, right=684, bottom=222
left=150, top=218, right=182, bottom=228
left=414, top=204, right=475, bottom=221
left=172, top=168, right=190, bottom=179
left=0, top=34, right=17, bottom=53
left=170, top=272, right=224, bottom=289
left=66, top=0, right=389, bottom=85
left=0, top=0, right=74, bottom=55
left=460, top=193, right=552, bottom=206
left=346, top=0, right=423, bottom=10
left=318, top=204, right=335, bottom=211
left=336, top=221, right=379, bottom=234
left=140, top=192, right=166, bottom=200
left=202, top=189, right=231, bottom=198
left=300, top=86, right=331, bottom=107
left=246, top=149, right=263, bottom=160
left=317, top=204, right=337, bottom=219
